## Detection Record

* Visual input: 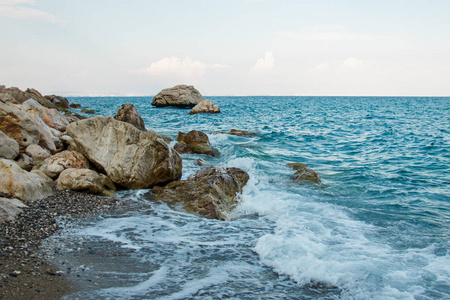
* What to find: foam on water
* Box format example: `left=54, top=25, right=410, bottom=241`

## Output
left=48, top=96, right=449, bottom=299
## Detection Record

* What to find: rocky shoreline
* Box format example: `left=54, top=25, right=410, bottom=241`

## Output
left=0, top=189, right=124, bottom=299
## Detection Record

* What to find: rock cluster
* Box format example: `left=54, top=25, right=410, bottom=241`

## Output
left=189, top=99, right=220, bottom=115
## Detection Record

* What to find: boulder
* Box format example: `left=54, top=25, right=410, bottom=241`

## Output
left=25, top=88, right=57, bottom=109
left=56, top=168, right=116, bottom=197
left=0, top=93, right=19, bottom=105
left=0, top=130, right=19, bottom=159
left=22, top=99, right=69, bottom=132
left=66, top=116, right=182, bottom=189
left=188, top=99, right=220, bottom=115
left=25, top=144, right=51, bottom=164
left=0, top=101, right=59, bottom=153
left=212, top=129, right=258, bottom=136
left=156, top=166, right=249, bottom=220
left=46, top=151, right=90, bottom=179
left=175, top=130, right=214, bottom=156
left=151, top=85, right=204, bottom=107
left=44, top=95, right=69, bottom=110
left=287, top=163, right=321, bottom=184
left=0, top=158, right=54, bottom=201
left=113, top=103, right=146, bottom=131
left=0, top=197, right=28, bottom=222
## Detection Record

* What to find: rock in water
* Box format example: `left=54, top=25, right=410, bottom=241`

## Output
left=287, top=162, right=321, bottom=184
left=56, top=168, right=116, bottom=197
left=0, top=158, right=54, bottom=201
left=113, top=103, right=146, bottom=131
left=66, top=116, right=182, bottom=189
left=175, top=130, right=214, bottom=156
left=156, top=166, right=249, bottom=220
left=188, top=99, right=220, bottom=115
left=212, top=129, right=258, bottom=136
left=151, top=85, right=204, bottom=107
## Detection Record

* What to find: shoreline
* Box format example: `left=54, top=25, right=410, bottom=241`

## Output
left=0, top=189, right=124, bottom=299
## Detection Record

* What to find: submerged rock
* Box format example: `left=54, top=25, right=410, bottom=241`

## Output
left=212, top=129, right=258, bottom=136
left=0, top=159, right=54, bottom=201
left=175, top=130, right=215, bottom=156
left=188, top=99, right=220, bottom=115
left=156, top=166, right=249, bottom=220
left=113, top=103, right=146, bottom=131
left=56, top=168, right=116, bottom=197
left=66, top=116, right=182, bottom=189
left=287, top=162, right=321, bottom=184
left=152, top=85, right=204, bottom=107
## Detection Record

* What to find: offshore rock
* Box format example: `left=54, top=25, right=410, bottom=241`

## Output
left=212, top=129, right=258, bottom=136
left=66, top=116, right=182, bottom=189
left=152, top=85, right=204, bottom=107
left=0, top=158, right=54, bottom=201
left=0, top=130, right=19, bottom=160
left=287, top=162, right=321, bottom=184
left=81, top=108, right=95, bottom=114
left=46, top=151, right=90, bottom=179
left=56, top=168, right=116, bottom=197
left=156, top=166, right=249, bottom=220
left=0, top=197, right=28, bottom=222
left=175, top=130, right=214, bottom=156
left=188, top=99, right=220, bottom=115
left=113, top=103, right=146, bottom=131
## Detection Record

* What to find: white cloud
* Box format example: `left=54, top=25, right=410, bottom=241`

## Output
left=251, top=51, right=275, bottom=72
left=340, top=57, right=364, bottom=70
left=314, top=62, right=330, bottom=71
left=279, top=25, right=386, bottom=42
left=0, top=5, right=61, bottom=23
left=143, top=56, right=227, bottom=83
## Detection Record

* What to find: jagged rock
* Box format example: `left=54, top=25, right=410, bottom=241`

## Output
left=44, top=95, right=69, bottom=110
left=113, top=103, right=146, bottom=131
left=212, top=129, right=258, bottom=136
left=66, top=116, right=182, bottom=189
left=25, top=88, right=57, bottom=109
left=189, top=99, right=220, bottom=115
left=152, top=85, right=204, bottom=107
left=25, top=144, right=51, bottom=164
left=287, top=163, right=321, bottom=184
left=0, top=93, right=19, bottom=105
left=56, top=168, right=116, bottom=197
left=156, top=166, right=249, bottom=220
left=0, top=197, right=28, bottom=222
left=0, top=158, right=54, bottom=201
left=194, top=158, right=207, bottom=166
left=46, top=151, right=90, bottom=179
left=81, top=108, right=95, bottom=114
left=22, top=99, right=69, bottom=132
left=175, top=130, right=214, bottom=156
left=0, top=130, right=19, bottom=159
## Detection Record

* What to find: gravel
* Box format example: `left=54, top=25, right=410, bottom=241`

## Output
left=0, top=189, right=124, bottom=300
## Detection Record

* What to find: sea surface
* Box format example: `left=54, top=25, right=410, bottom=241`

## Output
left=42, top=96, right=450, bottom=299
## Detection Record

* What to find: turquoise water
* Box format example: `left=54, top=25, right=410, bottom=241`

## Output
left=50, top=96, right=449, bottom=299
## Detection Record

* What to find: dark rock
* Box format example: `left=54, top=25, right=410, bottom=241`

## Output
left=69, top=103, right=81, bottom=109
left=212, top=129, right=258, bottom=136
left=176, top=130, right=214, bottom=156
left=81, top=108, right=95, bottom=114
left=44, top=95, right=69, bottom=110
left=287, top=163, right=321, bottom=184
left=113, top=103, right=146, bottom=131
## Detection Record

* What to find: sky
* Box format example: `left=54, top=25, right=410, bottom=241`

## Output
left=1, top=0, right=450, bottom=96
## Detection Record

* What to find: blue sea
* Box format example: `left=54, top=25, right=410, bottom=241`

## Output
left=43, top=96, right=449, bottom=299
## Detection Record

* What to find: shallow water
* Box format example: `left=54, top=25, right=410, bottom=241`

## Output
left=44, top=96, right=449, bottom=299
